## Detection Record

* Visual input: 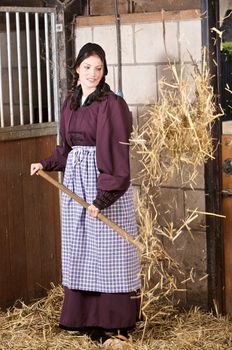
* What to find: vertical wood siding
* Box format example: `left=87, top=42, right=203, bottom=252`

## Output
left=0, top=135, right=61, bottom=308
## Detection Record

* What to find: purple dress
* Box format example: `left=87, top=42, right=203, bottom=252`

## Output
left=41, top=91, right=141, bottom=329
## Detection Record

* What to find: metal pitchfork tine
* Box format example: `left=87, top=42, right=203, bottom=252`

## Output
left=37, top=170, right=144, bottom=252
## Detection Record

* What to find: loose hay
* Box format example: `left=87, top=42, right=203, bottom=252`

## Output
left=131, top=50, right=223, bottom=188
left=0, top=285, right=232, bottom=349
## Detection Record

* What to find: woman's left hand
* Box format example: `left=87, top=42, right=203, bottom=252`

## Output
left=87, top=204, right=100, bottom=218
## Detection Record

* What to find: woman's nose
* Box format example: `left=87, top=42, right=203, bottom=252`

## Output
left=89, top=68, right=96, bottom=77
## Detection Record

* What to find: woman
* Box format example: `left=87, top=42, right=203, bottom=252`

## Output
left=31, top=43, right=141, bottom=344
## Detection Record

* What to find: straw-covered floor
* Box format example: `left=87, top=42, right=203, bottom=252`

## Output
left=0, top=284, right=232, bottom=350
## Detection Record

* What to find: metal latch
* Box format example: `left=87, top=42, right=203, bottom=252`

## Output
left=222, top=189, right=232, bottom=197
left=223, top=158, right=232, bottom=175
left=56, top=23, right=63, bottom=32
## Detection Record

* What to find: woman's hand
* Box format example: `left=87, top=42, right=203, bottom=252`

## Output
left=30, top=163, right=43, bottom=176
left=87, top=204, right=100, bottom=218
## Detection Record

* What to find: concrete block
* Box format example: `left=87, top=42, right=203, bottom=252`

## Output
left=93, top=26, right=117, bottom=64
left=132, top=184, right=141, bottom=209
left=135, top=22, right=179, bottom=63
left=162, top=229, right=207, bottom=274
left=157, top=64, right=177, bottom=84
left=137, top=105, right=155, bottom=127
left=121, top=25, right=134, bottom=64
left=155, top=187, right=185, bottom=228
left=105, top=66, right=115, bottom=92
left=157, top=62, right=199, bottom=102
left=186, top=268, right=208, bottom=308
left=75, top=27, right=93, bottom=57
left=128, top=105, right=138, bottom=127
left=184, top=189, right=206, bottom=230
left=130, top=145, right=143, bottom=186
left=160, top=171, right=183, bottom=188
left=93, top=25, right=134, bottom=64
left=179, top=19, right=202, bottom=62
left=182, top=164, right=205, bottom=189
left=161, top=164, right=204, bottom=189
left=164, top=227, right=208, bottom=310
left=119, top=65, right=157, bottom=104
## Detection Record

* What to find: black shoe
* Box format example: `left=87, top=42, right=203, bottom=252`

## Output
left=88, top=328, right=111, bottom=343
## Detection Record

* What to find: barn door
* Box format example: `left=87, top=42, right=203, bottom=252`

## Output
left=0, top=6, right=66, bottom=308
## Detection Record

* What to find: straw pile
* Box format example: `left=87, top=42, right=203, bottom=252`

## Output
left=0, top=284, right=232, bottom=349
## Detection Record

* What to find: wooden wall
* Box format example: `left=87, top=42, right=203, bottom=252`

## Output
left=89, top=0, right=201, bottom=15
left=0, top=135, right=61, bottom=309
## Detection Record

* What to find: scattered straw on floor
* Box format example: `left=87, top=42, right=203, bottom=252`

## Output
left=0, top=285, right=232, bottom=350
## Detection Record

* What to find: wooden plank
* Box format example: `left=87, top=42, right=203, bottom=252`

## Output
left=222, top=135, right=232, bottom=313
left=5, top=140, right=28, bottom=304
left=21, top=137, right=43, bottom=300
left=90, top=0, right=128, bottom=15
left=0, top=142, right=12, bottom=307
left=35, top=136, right=61, bottom=289
left=0, top=122, right=58, bottom=142
left=76, top=9, right=201, bottom=27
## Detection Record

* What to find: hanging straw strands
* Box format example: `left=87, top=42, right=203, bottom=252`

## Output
left=131, top=51, right=223, bottom=188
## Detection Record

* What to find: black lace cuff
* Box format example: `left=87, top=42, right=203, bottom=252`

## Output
left=93, top=188, right=127, bottom=210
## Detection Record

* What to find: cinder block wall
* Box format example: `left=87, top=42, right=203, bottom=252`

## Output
left=74, top=9, right=207, bottom=307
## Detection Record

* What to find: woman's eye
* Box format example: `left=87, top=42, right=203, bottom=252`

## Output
left=84, top=66, right=90, bottom=69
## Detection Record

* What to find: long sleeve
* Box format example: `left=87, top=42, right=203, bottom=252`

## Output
left=93, top=93, right=132, bottom=209
left=40, top=97, right=72, bottom=172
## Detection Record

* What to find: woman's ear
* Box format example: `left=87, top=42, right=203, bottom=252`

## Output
left=76, top=66, right=80, bottom=74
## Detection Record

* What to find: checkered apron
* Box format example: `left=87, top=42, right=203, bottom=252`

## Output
left=61, top=146, right=141, bottom=293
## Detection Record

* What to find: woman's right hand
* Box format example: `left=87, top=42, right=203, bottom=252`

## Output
left=30, top=163, right=43, bottom=176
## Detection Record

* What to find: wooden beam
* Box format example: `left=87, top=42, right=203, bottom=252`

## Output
left=0, top=122, right=58, bottom=141
left=75, top=9, right=201, bottom=27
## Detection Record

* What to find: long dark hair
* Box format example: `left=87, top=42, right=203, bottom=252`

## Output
left=69, top=50, right=110, bottom=110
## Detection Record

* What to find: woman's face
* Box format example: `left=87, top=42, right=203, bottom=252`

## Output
left=76, top=54, right=104, bottom=95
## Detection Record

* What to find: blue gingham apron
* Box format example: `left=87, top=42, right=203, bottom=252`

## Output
left=61, top=146, right=141, bottom=293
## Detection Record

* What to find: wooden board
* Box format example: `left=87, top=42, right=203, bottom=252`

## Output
left=90, top=0, right=128, bottom=15
left=222, top=135, right=232, bottom=313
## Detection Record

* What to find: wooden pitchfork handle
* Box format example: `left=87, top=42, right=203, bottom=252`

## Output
left=37, top=170, right=144, bottom=252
